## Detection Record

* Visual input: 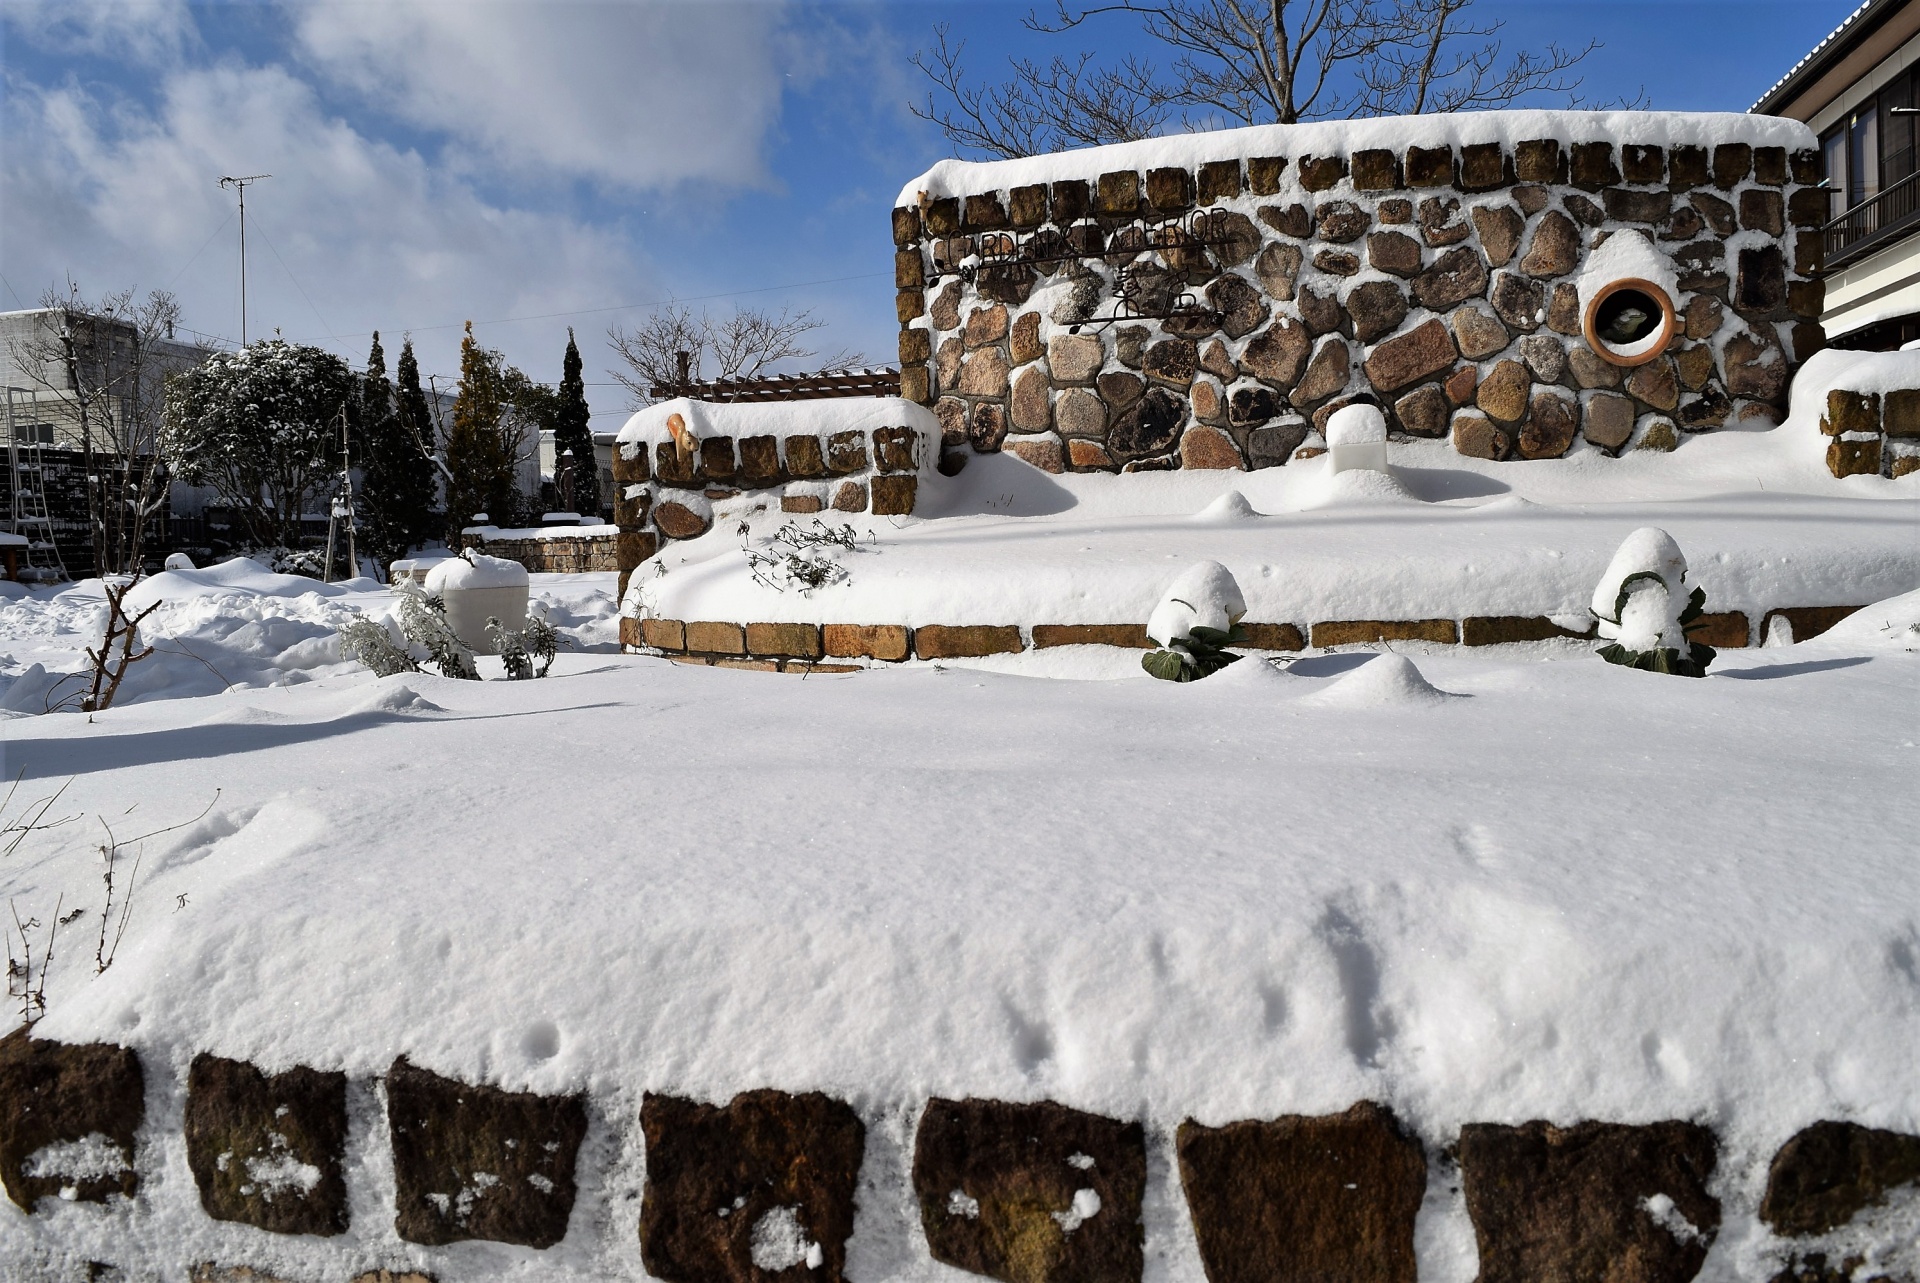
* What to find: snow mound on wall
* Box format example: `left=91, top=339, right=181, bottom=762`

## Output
left=1147, top=561, right=1246, bottom=646
left=1783, top=348, right=1920, bottom=421
left=615, top=396, right=940, bottom=453
left=1324, top=404, right=1387, bottom=448
left=899, top=109, right=1816, bottom=204
left=424, top=551, right=529, bottom=593
left=1303, top=653, right=1458, bottom=707
left=1807, top=587, right=1920, bottom=652
left=1191, top=490, right=1260, bottom=523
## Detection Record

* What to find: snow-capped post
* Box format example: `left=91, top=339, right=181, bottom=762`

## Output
left=1590, top=528, right=1717, bottom=677
left=1325, top=403, right=1389, bottom=476
left=1143, top=561, right=1249, bottom=682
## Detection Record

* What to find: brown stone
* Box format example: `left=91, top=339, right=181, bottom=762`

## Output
left=1459, top=1120, right=1719, bottom=1283
left=1462, top=615, right=1594, bottom=645
left=1827, top=437, right=1883, bottom=478
left=1378, top=198, right=1412, bottom=224
left=619, top=613, right=641, bottom=648
left=935, top=398, right=967, bottom=447
left=1583, top=392, right=1636, bottom=452
left=959, top=348, right=1012, bottom=398
left=1314, top=248, right=1361, bottom=276
left=1564, top=192, right=1606, bottom=227
left=0, top=1029, right=143, bottom=1212
left=1197, top=159, right=1242, bottom=204
left=1418, top=196, right=1471, bottom=246
left=1242, top=320, right=1312, bottom=389
left=892, top=205, right=922, bottom=245
left=1367, top=231, right=1423, bottom=278
left=1177, top=1102, right=1426, bottom=1283
left=185, top=1054, right=347, bottom=1237
left=1684, top=294, right=1724, bottom=341
left=1687, top=611, right=1749, bottom=648
left=1740, top=188, right=1785, bottom=236
left=1011, top=365, right=1052, bottom=433
left=617, top=529, right=657, bottom=569
left=1315, top=200, right=1369, bottom=243
left=387, top=1058, right=586, bottom=1249
left=781, top=494, right=823, bottom=514
left=1312, top=619, right=1458, bottom=646
left=641, top=617, right=686, bottom=651
left=1393, top=383, right=1452, bottom=438
left=1297, top=286, right=1346, bottom=337
left=612, top=442, right=650, bottom=485
left=743, top=622, right=823, bottom=660
left=1472, top=204, right=1526, bottom=268
left=1659, top=205, right=1704, bottom=241
left=1054, top=388, right=1108, bottom=438
left=963, top=193, right=1007, bottom=231
left=1517, top=334, right=1569, bottom=384
left=1452, top=411, right=1509, bottom=461
left=1048, top=333, right=1104, bottom=384
left=1108, top=387, right=1187, bottom=457
left=1638, top=417, right=1679, bottom=453
left=1050, top=179, right=1090, bottom=222
left=1207, top=273, right=1270, bottom=339
left=1792, top=322, right=1827, bottom=363
left=735, top=435, right=781, bottom=487
left=1885, top=388, right=1920, bottom=437
left=640, top=1090, right=865, bottom=1283
left=1411, top=246, right=1488, bottom=312
left=1298, top=155, right=1346, bottom=191
left=935, top=336, right=965, bottom=393
left=683, top=620, right=745, bottom=654
left=1546, top=283, right=1582, bottom=336
left=1674, top=344, right=1715, bottom=392
left=1570, top=141, right=1619, bottom=190
left=1726, top=328, right=1788, bottom=402
left=1625, top=357, right=1680, bottom=412
left=1228, top=385, right=1278, bottom=427
left=899, top=327, right=932, bottom=366
left=1451, top=306, right=1511, bottom=360
left=1363, top=317, right=1456, bottom=393
left=824, top=623, right=909, bottom=661
left=1460, top=142, right=1508, bottom=192
left=1067, top=438, right=1116, bottom=470
left=1712, top=142, right=1751, bottom=186
left=1575, top=350, right=1624, bottom=392
left=1444, top=364, right=1479, bottom=406
left=914, top=625, right=1023, bottom=659
left=1147, top=166, right=1194, bottom=211
left=831, top=480, right=869, bottom=512
left=1514, top=185, right=1550, bottom=215
left=1514, top=139, right=1564, bottom=184
left=1678, top=385, right=1731, bottom=430
left=1737, top=245, right=1788, bottom=314
left=1097, top=169, right=1141, bottom=215
left=1007, top=436, right=1066, bottom=474
left=1789, top=187, right=1828, bottom=227
left=821, top=429, right=865, bottom=474
left=1788, top=279, right=1826, bottom=320
left=895, top=248, right=925, bottom=289
left=1180, top=425, right=1243, bottom=469
left=1200, top=339, right=1238, bottom=381
left=1669, top=144, right=1709, bottom=188
left=965, top=304, right=1010, bottom=348
left=1033, top=623, right=1152, bottom=649
left=1621, top=143, right=1665, bottom=184
left=1259, top=203, right=1312, bottom=239
left=1476, top=360, right=1532, bottom=425
left=1764, top=606, right=1866, bottom=643
left=1008, top=183, right=1049, bottom=229
left=1010, top=312, right=1043, bottom=365
left=1520, top=210, right=1579, bottom=277
left=1518, top=391, right=1577, bottom=458
left=1294, top=337, right=1352, bottom=407
left=1348, top=280, right=1410, bottom=344
left=1351, top=149, right=1400, bottom=191
left=653, top=501, right=711, bottom=541
left=1683, top=193, right=1735, bottom=240
left=1191, top=379, right=1226, bottom=425
left=1247, top=421, right=1308, bottom=468
left=915, top=1098, right=1147, bottom=1283
left=1403, top=145, right=1452, bottom=188
left=1604, top=187, right=1672, bottom=224
left=1247, top=156, right=1287, bottom=195
left=1795, top=229, right=1824, bottom=276
left=1143, top=338, right=1199, bottom=388
left=872, top=426, right=919, bottom=474
left=871, top=474, right=918, bottom=515
left=1254, top=241, right=1303, bottom=301
left=930, top=281, right=963, bottom=331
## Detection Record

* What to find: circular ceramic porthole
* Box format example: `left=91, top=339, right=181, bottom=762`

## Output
left=1583, top=277, right=1677, bottom=367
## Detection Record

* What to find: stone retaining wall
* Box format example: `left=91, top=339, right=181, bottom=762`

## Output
left=5, top=1029, right=1914, bottom=1281
left=1821, top=388, right=1920, bottom=479
left=618, top=601, right=1867, bottom=666
left=893, top=132, right=1824, bottom=473
left=458, top=527, right=621, bottom=574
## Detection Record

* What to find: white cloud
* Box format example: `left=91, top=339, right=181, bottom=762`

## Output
left=2, top=61, right=655, bottom=385
left=1, top=0, right=195, bottom=65
left=292, top=0, right=801, bottom=192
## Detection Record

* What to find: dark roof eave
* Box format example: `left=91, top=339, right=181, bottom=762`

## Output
left=1751, top=0, right=1903, bottom=115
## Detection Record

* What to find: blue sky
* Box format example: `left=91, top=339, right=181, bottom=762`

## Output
left=0, top=0, right=1855, bottom=428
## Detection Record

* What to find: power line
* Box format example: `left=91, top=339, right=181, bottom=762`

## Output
left=247, top=211, right=336, bottom=342
left=164, top=209, right=236, bottom=293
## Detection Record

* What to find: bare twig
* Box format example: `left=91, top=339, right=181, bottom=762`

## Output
left=82, top=577, right=160, bottom=713
left=94, top=790, right=220, bottom=976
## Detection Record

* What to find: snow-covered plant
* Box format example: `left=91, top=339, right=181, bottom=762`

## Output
left=486, top=610, right=563, bottom=680
left=338, top=615, right=420, bottom=677
left=1143, top=561, right=1249, bottom=682
left=394, top=593, right=479, bottom=680
left=743, top=519, right=864, bottom=595
left=1590, top=527, right=1716, bottom=677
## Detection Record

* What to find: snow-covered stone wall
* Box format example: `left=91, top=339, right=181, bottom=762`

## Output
left=891, top=111, right=1824, bottom=473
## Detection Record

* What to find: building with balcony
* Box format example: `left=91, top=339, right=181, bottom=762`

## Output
left=1756, top=0, right=1920, bottom=349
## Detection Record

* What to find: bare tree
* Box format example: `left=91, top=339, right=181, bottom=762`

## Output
left=11, top=282, right=187, bottom=576
left=605, top=305, right=864, bottom=407
left=913, top=0, right=1639, bottom=160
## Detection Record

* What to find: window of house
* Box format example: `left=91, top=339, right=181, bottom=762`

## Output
left=1824, top=123, right=1849, bottom=219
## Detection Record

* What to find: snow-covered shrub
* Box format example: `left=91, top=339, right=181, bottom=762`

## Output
left=744, top=520, right=863, bottom=595
left=394, top=593, right=479, bottom=680
left=338, top=615, right=419, bottom=677
left=486, top=609, right=563, bottom=679
left=245, top=546, right=327, bottom=580
left=1590, top=527, right=1716, bottom=677
left=1143, top=561, right=1249, bottom=682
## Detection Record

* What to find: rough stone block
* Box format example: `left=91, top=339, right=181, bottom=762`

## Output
left=0, top=1028, right=143, bottom=1211
left=1367, top=231, right=1423, bottom=279
left=1452, top=411, right=1509, bottom=461
left=1514, top=139, right=1564, bottom=184
left=923, top=197, right=961, bottom=236
left=1461, top=616, right=1593, bottom=646
left=1180, top=425, right=1243, bottom=469
left=781, top=494, right=823, bottom=514
left=1352, top=149, right=1400, bottom=191
left=1246, top=421, right=1308, bottom=469
left=1067, top=438, right=1116, bottom=470
left=872, top=425, right=920, bottom=473
left=1405, top=145, right=1453, bottom=188
left=1822, top=389, right=1881, bottom=436
left=1008, top=436, right=1066, bottom=474
left=1177, top=1102, right=1425, bottom=1283
left=185, top=1054, right=348, bottom=1237
left=612, top=442, right=650, bottom=485
left=1604, top=188, right=1672, bottom=223
left=1621, top=143, right=1665, bottom=184
left=1668, top=144, right=1709, bottom=189
left=655, top=441, right=696, bottom=487
left=1097, top=170, right=1141, bottom=216
left=891, top=206, right=922, bottom=245
left=1393, top=383, right=1452, bottom=438
left=653, top=501, right=710, bottom=541
left=1788, top=188, right=1828, bottom=227
left=1050, top=179, right=1090, bottom=223
left=1410, top=245, right=1488, bottom=312
left=823, top=623, right=911, bottom=661
left=1518, top=390, right=1577, bottom=458
left=914, top=1098, right=1147, bottom=1283
left=1713, top=142, right=1752, bottom=186
left=1146, top=166, right=1194, bottom=211
left=1247, top=156, right=1287, bottom=195
left=831, top=480, right=869, bottom=512
left=1294, top=338, right=1352, bottom=408
left=1258, top=202, right=1312, bottom=238
left=970, top=403, right=1009, bottom=454
left=1883, top=388, right=1920, bottom=437
left=1570, top=142, right=1619, bottom=190
left=1458, top=1120, right=1719, bottom=1283
left=1233, top=622, right=1302, bottom=651
left=745, top=622, right=823, bottom=660
left=1763, top=606, right=1864, bottom=643
left=895, top=248, right=925, bottom=290
left=1459, top=142, right=1508, bottom=191
left=1298, top=155, right=1347, bottom=191
left=387, top=1058, right=586, bottom=1249
left=1364, top=318, right=1457, bottom=393
left=642, top=618, right=686, bottom=651
left=618, top=613, right=641, bottom=648
left=1583, top=392, right=1636, bottom=452
left=682, top=620, right=746, bottom=655
left=900, top=365, right=932, bottom=405
left=824, top=429, right=869, bottom=475
left=963, top=192, right=1008, bottom=231
left=1827, top=438, right=1883, bottom=478
left=1048, top=333, right=1105, bottom=385
left=899, top=327, right=932, bottom=367
left=1197, top=159, right=1242, bottom=204
left=640, top=1090, right=865, bottom=1283
left=1689, top=611, right=1751, bottom=648
left=1009, top=183, right=1049, bottom=228
left=1032, top=623, right=1152, bottom=649
left=914, top=625, right=1023, bottom=659
left=1312, top=619, right=1458, bottom=646
left=616, top=530, right=658, bottom=570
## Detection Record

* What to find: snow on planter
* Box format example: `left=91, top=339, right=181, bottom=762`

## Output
left=891, top=109, right=1822, bottom=472
left=1590, top=526, right=1716, bottom=676
left=1324, top=402, right=1389, bottom=475
left=423, top=550, right=530, bottom=656
left=1144, top=560, right=1248, bottom=680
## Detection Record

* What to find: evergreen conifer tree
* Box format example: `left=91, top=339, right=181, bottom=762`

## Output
left=445, top=321, right=509, bottom=541
left=391, top=337, right=442, bottom=551
left=553, top=327, right=596, bottom=516
left=355, top=334, right=440, bottom=573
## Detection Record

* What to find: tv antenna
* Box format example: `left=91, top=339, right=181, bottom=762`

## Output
left=217, top=174, right=271, bottom=345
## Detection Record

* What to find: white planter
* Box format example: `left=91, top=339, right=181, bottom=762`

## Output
left=424, top=554, right=531, bottom=655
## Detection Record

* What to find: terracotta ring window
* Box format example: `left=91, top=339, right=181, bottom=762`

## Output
left=1583, top=277, right=1677, bottom=367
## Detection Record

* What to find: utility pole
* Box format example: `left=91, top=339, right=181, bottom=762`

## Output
left=217, top=174, right=271, bottom=346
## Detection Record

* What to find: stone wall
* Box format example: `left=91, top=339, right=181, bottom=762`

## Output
left=5, top=1029, right=1915, bottom=1281
left=1821, top=387, right=1920, bottom=478
left=892, top=131, right=1825, bottom=473
left=459, top=526, right=622, bottom=574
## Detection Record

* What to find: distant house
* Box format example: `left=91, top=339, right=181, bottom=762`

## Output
left=1755, top=0, right=1920, bottom=349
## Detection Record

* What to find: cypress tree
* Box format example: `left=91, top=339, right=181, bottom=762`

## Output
left=391, top=337, right=441, bottom=553
left=553, top=328, right=596, bottom=516
left=444, top=321, right=508, bottom=541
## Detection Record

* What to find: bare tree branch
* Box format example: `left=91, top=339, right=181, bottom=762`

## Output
left=606, top=306, right=863, bottom=406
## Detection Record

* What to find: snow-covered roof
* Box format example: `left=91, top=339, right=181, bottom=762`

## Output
left=614, top=396, right=938, bottom=450
left=899, top=109, right=1816, bottom=205
left=1750, top=0, right=1883, bottom=115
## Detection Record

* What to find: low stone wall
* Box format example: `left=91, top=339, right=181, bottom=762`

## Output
left=1821, top=388, right=1920, bottom=479
left=4, top=1029, right=1914, bottom=1281
left=459, top=525, right=621, bottom=574
left=893, top=123, right=1823, bottom=474
left=619, top=601, right=1868, bottom=665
